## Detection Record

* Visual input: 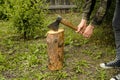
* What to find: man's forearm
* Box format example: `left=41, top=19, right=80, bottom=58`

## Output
left=82, top=0, right=96, bottom=20
left=90, top=0, right=112, bottom=26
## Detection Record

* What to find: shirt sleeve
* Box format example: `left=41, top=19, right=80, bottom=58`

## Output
left=82, top=0, right=96, bottom=20
left=90, top=0, right=112, bottom=26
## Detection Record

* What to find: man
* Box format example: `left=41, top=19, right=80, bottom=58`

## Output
left=77, top=0, right=120, bottom=80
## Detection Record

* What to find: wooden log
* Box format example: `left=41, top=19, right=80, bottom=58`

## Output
left=46, top=29, right=64, bottom=70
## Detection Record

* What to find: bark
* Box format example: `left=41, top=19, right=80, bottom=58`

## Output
left=46, top=29, right=64, bottom=70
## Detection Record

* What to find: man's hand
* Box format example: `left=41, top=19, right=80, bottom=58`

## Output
left=76, top=19, right=87, bottom=34
left=83, top=24, right=94, bottom=38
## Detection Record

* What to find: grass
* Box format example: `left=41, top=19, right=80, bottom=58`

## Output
left=0, top=13, right=118, bottom=80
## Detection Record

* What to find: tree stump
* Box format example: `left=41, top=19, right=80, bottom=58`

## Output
left=46, top=29, right=64, bottom=70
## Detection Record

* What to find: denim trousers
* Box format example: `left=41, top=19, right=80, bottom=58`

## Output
left=112, top=0, right=120, bottom=60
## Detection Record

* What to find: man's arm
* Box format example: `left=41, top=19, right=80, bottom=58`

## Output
left=82, top=0, right=96, bottom=20
left=82, top=0, right=112, bottom=38
left=77, top=0, right=96, bottom=34
left=90, top=0, right=112, bottom=26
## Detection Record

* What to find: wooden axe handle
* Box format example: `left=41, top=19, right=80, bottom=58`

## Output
left=60, top=19, right=77, bottom=31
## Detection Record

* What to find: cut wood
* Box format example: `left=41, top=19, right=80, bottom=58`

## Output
left=46, top=29, right=64, bottom=70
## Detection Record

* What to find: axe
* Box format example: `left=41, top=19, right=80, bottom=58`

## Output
left=47, top=16, right=77, bottom=31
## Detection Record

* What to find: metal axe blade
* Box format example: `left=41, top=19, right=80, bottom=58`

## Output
left=47, top=16, right=62, bottom=31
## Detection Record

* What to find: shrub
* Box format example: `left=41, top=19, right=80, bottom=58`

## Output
left=5, top=0, right=48, bottom=39
left=0, top=0, right=7, bottom=20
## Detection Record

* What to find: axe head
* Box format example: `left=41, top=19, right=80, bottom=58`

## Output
left=47, top=16, right=62, bottom=31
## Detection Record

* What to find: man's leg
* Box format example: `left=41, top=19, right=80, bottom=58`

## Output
left=109, top=1, right=120, bottom=80
left=110, top=74, right=120, bottom=80
left=113, top=0, right=120, bottom=60
left=100, top=0, right=120, bottom=69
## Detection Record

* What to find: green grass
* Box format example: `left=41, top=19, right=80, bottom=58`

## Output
left=0, top=13, right=118, bottom=80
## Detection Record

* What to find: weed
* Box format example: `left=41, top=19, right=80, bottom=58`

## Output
left=96, top=69, right=107, bottom=80
left=71, top=75, right=79, bottom=80
left=54, top=71, right=68, bottom=80
left=0, top=52, right=6, bottom=71
left=0, top=52, right=5, bottom=63
left=81, top=49, right=93, bottom=55
left=0, top=75, right=6, bottom=80
left=92, top=51, right=103, bottom=60
left=73, top=60, right=89, bottom=74
left=35, top=72, right=50, bottom=80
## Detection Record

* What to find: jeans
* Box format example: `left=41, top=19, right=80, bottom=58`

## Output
left=112, top=0, right=120, bottom=60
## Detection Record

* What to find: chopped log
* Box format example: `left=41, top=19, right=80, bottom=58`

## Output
left=46, top=29, right=64, bottom=70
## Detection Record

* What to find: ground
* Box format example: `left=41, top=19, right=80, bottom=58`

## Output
left=0, top=13, right=119, bottom=80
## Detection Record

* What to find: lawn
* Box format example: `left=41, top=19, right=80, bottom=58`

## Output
left=0, top=13, right=119, bottom=80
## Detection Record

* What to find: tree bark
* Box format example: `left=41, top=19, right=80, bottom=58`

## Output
left=46, top=29, right=64, bottom=70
